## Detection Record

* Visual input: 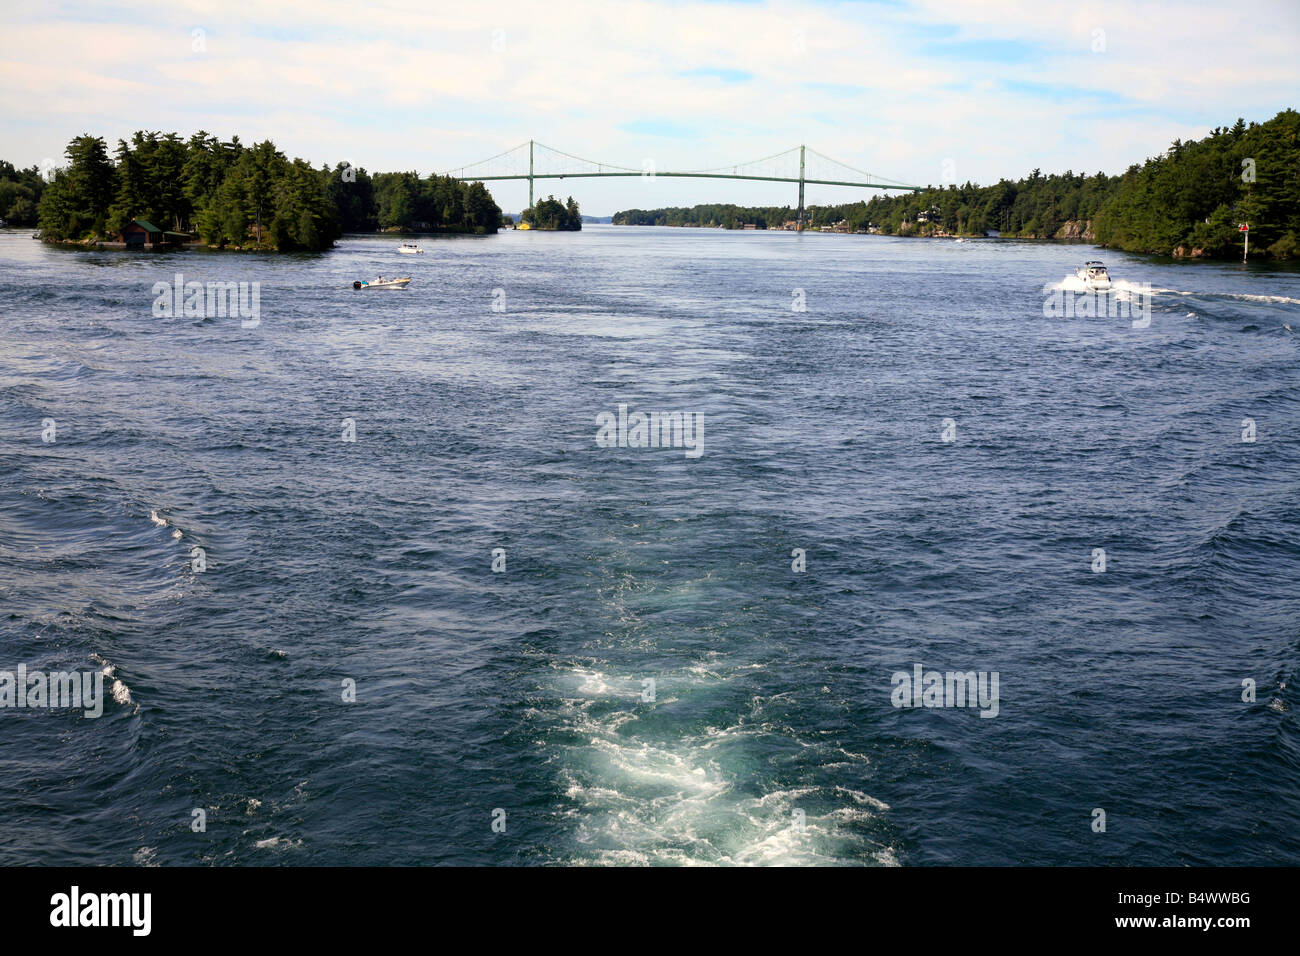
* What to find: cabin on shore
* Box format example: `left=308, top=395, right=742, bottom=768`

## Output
left=120, top=219, right=162, bottom=247
left=119, top=219, right=191, bottom=249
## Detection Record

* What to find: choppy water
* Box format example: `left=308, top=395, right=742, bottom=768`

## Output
left=1, top=225, right=1298, bottom=866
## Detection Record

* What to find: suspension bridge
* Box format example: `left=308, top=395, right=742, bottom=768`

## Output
left=441, top=140, right=922, bottom=228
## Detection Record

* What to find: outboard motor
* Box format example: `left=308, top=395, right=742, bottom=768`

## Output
left=352, top=280, right=362, bottom=289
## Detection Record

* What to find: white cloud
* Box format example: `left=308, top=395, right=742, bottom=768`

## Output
left=1, top=0, right=1295, bottom=212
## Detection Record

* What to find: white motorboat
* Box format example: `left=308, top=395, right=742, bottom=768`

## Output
left=353, top=276, right=411, bottom=289
left=1075, top=260, right=1112, bottom=291
left=397, top=243, right=423, bottom=254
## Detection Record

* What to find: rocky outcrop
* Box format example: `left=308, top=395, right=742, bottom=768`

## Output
left=1052, top=220, right=1094, bottom=240
left=1172, top=245, right=1211, bottom=258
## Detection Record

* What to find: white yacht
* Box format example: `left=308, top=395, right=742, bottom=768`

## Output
left=1075, top=261, right=1112, bottom=291
left=397, top=243, right=423, bottom=254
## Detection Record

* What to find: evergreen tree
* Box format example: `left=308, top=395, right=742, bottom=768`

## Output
left=37, top=134, right=115, bottom=239
left=27, top=129, right=503, bottom=248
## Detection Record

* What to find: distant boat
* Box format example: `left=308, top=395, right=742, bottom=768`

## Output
left=353, top=276, right=411, bottom=289
left=1075, top=260, right=1112, bottom=291
left=0, top=219, right=7, bottom=228
left=397, top=242, right=423, bottom=254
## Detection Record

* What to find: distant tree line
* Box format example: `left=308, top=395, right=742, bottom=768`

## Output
left=28, top=131, right=503, bottom=251
left=614, top=174, right=1121, bottom=237
left=613, top=109, right=1300, bottom=259
left=0, top=161, right=47, bottom=226
left=614, top=204, right=793, bottom=229
left=523, top=195, right=582, bottom=230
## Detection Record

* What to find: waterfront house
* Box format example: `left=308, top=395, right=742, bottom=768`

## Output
left=120, top=219, right=162, bottom=247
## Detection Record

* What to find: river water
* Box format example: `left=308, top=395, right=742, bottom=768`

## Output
left=1, top=224, right=1298, bottom=865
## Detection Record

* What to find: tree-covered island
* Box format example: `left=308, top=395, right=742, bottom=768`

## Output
left=22, top=131, right=504, bottom=252
left=521, top=195, right=582, bottom=230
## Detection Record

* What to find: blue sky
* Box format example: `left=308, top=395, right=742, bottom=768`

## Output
left=1, top=0, right=1296, bottom=214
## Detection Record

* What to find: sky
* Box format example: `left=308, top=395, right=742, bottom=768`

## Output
left=1, top=0, right=1296, bottom=215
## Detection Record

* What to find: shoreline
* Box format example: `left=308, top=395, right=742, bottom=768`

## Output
left=37, top=227, right=501, bottom=254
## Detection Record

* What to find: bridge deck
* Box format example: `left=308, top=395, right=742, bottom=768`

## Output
left=450, top=171, right=921, bottom=192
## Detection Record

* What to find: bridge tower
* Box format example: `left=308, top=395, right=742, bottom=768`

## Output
left=797, top=144, right=805, bottom=232
left=528, top=139, right=534, bottom=211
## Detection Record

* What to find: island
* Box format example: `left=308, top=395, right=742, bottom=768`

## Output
left=10, top=131, right=504, bottom=252
left=517, top=195, right=583, bottom=231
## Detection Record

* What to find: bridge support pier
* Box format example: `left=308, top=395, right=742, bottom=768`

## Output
left=797, top=144, right=805, bottom=232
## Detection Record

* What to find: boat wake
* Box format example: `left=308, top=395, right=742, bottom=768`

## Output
left=546, top=663, right=897, bottom=866
left=1050, top=275, right=1143, bottom=297
left=1110, top=281, right=1300, bottom=305
left=1045, top=276, right=1300, bottom=305
left=1046, top=278, right=1300, bottom=325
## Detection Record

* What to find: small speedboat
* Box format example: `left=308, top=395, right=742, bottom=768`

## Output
left=397, top=243, right=423, bottom=254
left=353, top=277, right=411, bottom=289
left=1075, top=261, right=1111, bottom=290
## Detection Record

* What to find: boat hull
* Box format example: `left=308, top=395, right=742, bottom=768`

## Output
left=353, top=278, right=411, bottom=289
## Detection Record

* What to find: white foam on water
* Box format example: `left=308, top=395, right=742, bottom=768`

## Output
left=1045, top=277, right=1300, bottom=307
left=1224, top=292, right=1300, bottom=305
left=835, top=785, right=891, bottom=810
left=91, top=652, right=135, bottom=708
left=132, top=847, right=158, bottom=866
left=875, top=846, right=901, bottom=866
left=1110, top=279, right=1300, bottom=305
left=252, top=836, right=303, bottom=851
left=550, top=662, right=894, bottom=866
left=149, top=508, right=186, bottom=542
left=1049, top=275, right=1092, bottom=293
left=571, top=666, right=632, bottom=698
